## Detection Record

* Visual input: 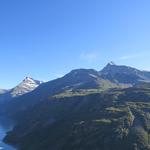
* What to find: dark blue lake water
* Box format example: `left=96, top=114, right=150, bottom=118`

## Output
left=0, top=117, right=16, bottom=150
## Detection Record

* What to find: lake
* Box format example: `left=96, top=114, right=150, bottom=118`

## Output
left=0, top=117, right=16, bottom=150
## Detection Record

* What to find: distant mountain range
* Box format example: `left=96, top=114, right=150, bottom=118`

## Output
left=1, top=62, right=150, bottom=111
left=0, top=89, right=8, bottom=94
left=1, top=62, right=150, bottom=150
left=1, top=62, right=150, bottom=100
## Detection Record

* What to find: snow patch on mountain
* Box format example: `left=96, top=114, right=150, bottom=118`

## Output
left=11, top=77, right=43, bottom=97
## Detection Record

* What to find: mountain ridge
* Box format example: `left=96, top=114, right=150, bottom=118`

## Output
left=1, top=63, right=150, bottom=114
left=100, top=62, right=150, bottom=85
left=1, top=63, right=150, bottom=150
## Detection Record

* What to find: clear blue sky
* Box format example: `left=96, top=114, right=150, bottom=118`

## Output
left=0, top=0, right=150, bottom=88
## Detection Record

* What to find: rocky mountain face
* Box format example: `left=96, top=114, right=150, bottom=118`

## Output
left=100, top=62, right=150, bottom=85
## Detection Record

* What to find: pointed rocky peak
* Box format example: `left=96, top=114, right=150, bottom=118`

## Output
left=101, top=62, right=139, bottom=73
left=22, top=77, right=34, bottom=83
left=22, top=77, right=43, bottom=85
left=100, top=62, right=118, bottom=74
left=11, top=77, right=43, bottom=97
left=23, top=76, right=33, bottom=81
left=100, top=62, right=150, bottom=85
left=107, top=61, right=116, bottom=66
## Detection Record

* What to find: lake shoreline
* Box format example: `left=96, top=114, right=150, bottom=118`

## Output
left=0, top=116, right=17, bottom=150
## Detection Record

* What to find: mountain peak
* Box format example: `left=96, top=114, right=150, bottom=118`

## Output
left=25, top=76, right=33, bottom=80
left=23, top=77, right=34, bottom=82
left=11, top=77, right=43, bottom=97
left=100, top=62, right=150, bottom=85
left=23, top=77, right=43, bottom=84
left=100, top=61, right=117, bottom=72
left=107, top=61, right=116, bottom=66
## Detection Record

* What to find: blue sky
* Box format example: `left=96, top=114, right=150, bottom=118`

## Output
left=0, top=0, right=150, bottom=88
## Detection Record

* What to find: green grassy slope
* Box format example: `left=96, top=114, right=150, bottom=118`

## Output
left=4, top=85, right=150, bottom=150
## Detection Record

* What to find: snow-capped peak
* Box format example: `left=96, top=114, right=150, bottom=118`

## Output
left=11, top=77, right=43, bottom=97
left=23, top=77, right=34, bottom=81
